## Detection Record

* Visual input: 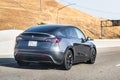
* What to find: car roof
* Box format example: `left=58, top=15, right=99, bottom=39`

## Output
left=32, top=24, right=76, bottom=29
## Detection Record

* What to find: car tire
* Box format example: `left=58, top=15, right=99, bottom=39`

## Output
left=62, top=50, right=73, bottom=70
left=87, top=48, right=96, bottom=64
left=17, top=61, right=29, bottom=66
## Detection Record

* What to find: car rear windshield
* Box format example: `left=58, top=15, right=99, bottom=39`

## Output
left=24, top=25, right=60, bottom=34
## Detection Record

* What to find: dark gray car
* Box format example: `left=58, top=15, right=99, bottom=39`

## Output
left=14, top=24, right=97, bottom=70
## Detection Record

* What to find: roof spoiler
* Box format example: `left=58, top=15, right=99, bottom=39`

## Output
left=21, top=32, right=55, bottom=37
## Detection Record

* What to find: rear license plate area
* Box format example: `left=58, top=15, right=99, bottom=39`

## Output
left=28, top=41, right=37, bottom=47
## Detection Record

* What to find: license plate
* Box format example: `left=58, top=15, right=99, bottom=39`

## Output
left=28, top=41, right=37, bottom=47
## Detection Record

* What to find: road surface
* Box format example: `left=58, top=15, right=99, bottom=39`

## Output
left=0, top=47, right=120, bottom=80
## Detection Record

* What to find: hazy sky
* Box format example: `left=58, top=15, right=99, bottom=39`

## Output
left=57, top=0, right=120, bottom=19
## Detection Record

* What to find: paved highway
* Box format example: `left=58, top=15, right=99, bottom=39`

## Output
left=0, top=47, right=120, bottom=80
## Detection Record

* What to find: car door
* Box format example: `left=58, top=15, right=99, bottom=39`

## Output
left=62, top=27, right=81, bottom=62
left=73, top=28, right=91, bottom=62
left=63, top=27, right=86, bottom=62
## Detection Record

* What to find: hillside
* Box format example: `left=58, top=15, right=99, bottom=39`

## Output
left=0, top=0, right=120, bottom=39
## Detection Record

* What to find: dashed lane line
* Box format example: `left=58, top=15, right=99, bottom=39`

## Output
left=116, top=64, right=120, bottom=67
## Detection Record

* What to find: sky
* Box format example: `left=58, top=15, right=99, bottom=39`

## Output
left=57, top=0, right=120, bottom=19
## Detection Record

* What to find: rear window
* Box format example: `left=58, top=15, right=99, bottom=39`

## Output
left=24, top=25, right=59, bottom=34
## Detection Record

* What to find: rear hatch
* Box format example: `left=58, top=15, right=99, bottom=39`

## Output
left=15, top=32, right=58, bottom=50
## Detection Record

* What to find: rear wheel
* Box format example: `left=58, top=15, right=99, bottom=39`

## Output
left=17, top=61, right=29, bottom=66
left=87, top=48, right=96, bottom=64
left=62, top=50, right=73, bottom=70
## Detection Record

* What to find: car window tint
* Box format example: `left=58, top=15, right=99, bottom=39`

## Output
left=55, top=30, right=66, bottom=37
left=25, top=26, right=58, bottom=34
left=51, top=28, right=67, bottom=37
left=75, top=28, right=86, bottom=39
left=65, top=28, right=78, bottom=38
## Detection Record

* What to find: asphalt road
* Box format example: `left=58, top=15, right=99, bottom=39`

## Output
left=0, top=47, right=120, bottom=80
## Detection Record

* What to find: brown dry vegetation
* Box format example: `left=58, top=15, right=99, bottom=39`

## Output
left=0, top=0, right=120, bottom=39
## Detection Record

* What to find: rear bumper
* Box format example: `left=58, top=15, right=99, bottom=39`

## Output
left=14, top=49, right=64, bottom=65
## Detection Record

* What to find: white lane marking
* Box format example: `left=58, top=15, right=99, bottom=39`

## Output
left=116, top=64, right=120, bottom=67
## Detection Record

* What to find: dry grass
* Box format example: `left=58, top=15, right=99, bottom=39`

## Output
left=0, top=0, right=120, bottom=39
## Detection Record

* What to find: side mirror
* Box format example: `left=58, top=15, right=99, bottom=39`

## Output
left=86, top=37, right=93, bottom=41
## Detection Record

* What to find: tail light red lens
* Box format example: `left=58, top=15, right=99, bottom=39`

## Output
left=45, top=38, right=60, bottom=43
left=15, top=37, right=19, bottom=46
left=55, top=38, right=60, bottom=43
left=15, top=37, right=22, bottom=46
left=16, top=38, right=18, bottom=43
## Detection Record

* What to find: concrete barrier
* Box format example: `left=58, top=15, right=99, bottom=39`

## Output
left=0, top=30, right=120, bottom=55
left=0, top=30, right=23, bottom=55
left=94, top=39, right=120, bottom=48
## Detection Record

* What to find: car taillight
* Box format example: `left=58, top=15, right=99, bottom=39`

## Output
left=45, top=38, right=60, bottom=43
left=15, top=37, right=22, bottom=46
left=15, top=37, right=18, bottom=46
left=55, top=38, right=60, bottom=43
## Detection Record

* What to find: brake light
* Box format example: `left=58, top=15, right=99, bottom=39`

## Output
left=15, top=37, right=22, bottom=46
left=55, top=38, right=60, bottom=43
left=45, top=38, right=60, bottom=43
left=15, top=38, right=18, bottom=46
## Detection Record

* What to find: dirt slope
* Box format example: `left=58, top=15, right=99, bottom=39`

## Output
left=0, top=0, right=120, bottom=39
